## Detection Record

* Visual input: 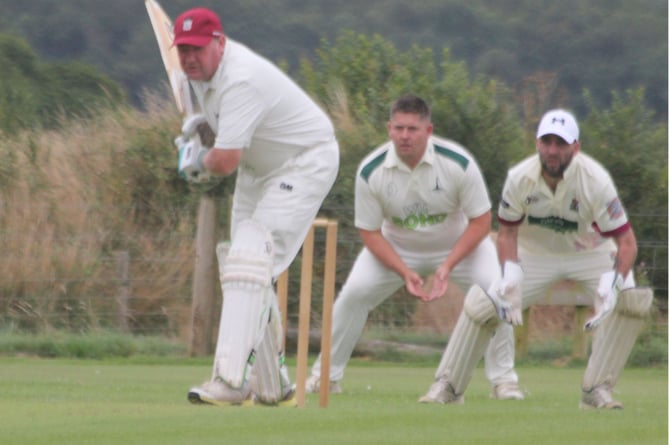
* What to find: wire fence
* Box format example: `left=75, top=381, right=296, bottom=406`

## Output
left=0, top=211, right=666, bottom=347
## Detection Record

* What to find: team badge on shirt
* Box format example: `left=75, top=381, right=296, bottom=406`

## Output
left=606, top=197, right=624, bottom=220
left=569, top=198, right=580, bottom=212
left=525, top=194, right=539, bottom=205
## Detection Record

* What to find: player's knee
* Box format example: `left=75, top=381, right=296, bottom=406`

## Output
left=223, top=219, right=275, bottom=289
left=616, top=287, right=653, bottom=318
left=463, top=285, right=499, bottom=325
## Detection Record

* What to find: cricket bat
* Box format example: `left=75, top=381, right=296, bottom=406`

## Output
left=145, top=1, right=220, bottom=359
left=145, top=0, right=195, bottom=116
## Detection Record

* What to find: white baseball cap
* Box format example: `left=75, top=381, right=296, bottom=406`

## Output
left=536, top=109, right=579, bottom=143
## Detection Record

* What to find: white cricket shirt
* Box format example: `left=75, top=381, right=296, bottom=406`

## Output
left=190, top=39, right=336, bottom=177
left=355, top=135, right=491, bottom=255
left=497, top=152, right=630, bottom=255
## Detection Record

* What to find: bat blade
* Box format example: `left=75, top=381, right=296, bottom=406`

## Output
left=145, top=0, right=193, bottom=115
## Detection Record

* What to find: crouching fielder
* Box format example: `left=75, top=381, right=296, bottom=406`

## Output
left=420, top=108, right=653, bottom=409
left=495, top=109, right=651, bottom=409
left=168, top=7, right=339, bottom=406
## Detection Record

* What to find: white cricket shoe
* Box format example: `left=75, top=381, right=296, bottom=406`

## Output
left=305, top=375, right=343, bottom=394
left=254, top=384, right=298, bottom=408
left=491, top=382, right=525, bottom=400
left=580, top=384, right=624, bottom=410
left=418, top=378, right=464, bottom=404
left=187, top=378, right=252, bottom=406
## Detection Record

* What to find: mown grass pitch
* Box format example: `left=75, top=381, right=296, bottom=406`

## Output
left=0, top=357, right=666, bottom=445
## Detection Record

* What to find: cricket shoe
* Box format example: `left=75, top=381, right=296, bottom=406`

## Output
left=305, top=375, right=343, bottom=394
left=491, top=382, right=525, bottom=400
left=187, top=378, right=253, bottom=407
left=418, top=378, right=464, bottom=404
left=580, top=384, right=624, bottom=410
left=254, top=385, right=298, bottom=408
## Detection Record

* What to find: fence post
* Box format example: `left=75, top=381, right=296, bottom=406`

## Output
left=189, top=195, right=219, bottom=356
left=115, top=250, right=130, bottom=333
left=572, top=306, right=589, bottom=359
left=514, top=305, right=592, bottom=360
left=514, top=308, right=530, bottom=358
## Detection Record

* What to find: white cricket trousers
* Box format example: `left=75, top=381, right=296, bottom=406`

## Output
left=518, top=246, right=634, bottom=306
left=312, top=236, right=518, bottom=386
left=230, top=139, right=339, bottom=277
left=211, top=139, right=338, bottom=393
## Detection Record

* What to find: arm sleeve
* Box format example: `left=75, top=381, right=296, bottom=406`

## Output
left=591, top=178, right=630, bottom=235
left=497, top=173, right=526, bottom=225
left=354, top=172, right=384, bottom=231
left=460, top=159, right=492, bottom=218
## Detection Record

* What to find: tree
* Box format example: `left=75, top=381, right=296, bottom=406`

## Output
left=0, top=33, right=125, bottom=133
left=582, top=88, right=668, bottom=297
left=299, top=32, right=525, bottom=223
left=0, top=35, right=41, bottom=133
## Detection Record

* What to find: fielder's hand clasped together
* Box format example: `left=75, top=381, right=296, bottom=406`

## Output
left=494, top=109, right=652, bottom=409
left=172, top=7, right=339, bottom=407
left=306, top=95, right=523, bottom=401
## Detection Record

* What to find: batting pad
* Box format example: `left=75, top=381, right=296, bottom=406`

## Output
left=433, top=285, right=500, bottom=395
left=213, top=220, right=275, bottom=388
left=582, top=287, right=653, bottom=391
left=249, top=300, right=291, bottom=404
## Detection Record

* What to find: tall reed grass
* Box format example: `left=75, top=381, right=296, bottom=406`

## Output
left=0, top=95, right=205, bottom=336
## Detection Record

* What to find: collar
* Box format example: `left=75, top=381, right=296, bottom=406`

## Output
left=563, top=152, right=581, bottom=180
left=384, top=137, right=435, bottom=171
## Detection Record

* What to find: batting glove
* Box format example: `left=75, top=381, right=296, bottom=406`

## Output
left=176, top=135, right=211, bottom=183
left=584, top=270, right=624, bottom=331
left=181, top=113, right=208, bottom=139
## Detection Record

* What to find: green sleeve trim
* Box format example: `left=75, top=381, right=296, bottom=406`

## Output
left=434, top=144, right=469, bottom=170
left=360, top=150, right=388, bottom=183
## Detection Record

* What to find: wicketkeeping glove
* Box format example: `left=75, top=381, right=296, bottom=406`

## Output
left=584, top=270, right=624, bottom=331
left=491, top=261, right=524, bottom=326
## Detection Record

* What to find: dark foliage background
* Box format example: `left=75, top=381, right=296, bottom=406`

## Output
left=0, top=0, right=664, bottom=116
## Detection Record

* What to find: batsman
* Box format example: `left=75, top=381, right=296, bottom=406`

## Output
left=420, top=109, right=653, bottom=409
left=169, top=7, right=339, bottom=406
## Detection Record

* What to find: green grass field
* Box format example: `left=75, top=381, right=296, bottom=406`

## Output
left=0, top=357, right=666, bottom=445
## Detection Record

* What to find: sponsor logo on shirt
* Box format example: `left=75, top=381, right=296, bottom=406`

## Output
left=392, top=213, right=448, bottom=229
left=527, top=215, right=578, bottom=233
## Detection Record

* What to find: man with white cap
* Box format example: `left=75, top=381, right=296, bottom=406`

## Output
left=170, top=7, right=339, bottom=407
left=494, top=108, right=653, bottom=409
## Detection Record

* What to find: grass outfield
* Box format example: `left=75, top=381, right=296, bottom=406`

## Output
left=0, top=357, right=666, bottom=445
